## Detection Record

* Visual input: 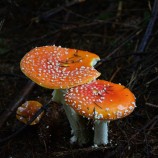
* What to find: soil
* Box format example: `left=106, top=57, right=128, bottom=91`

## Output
left=0, top=0, right=158, bottom=158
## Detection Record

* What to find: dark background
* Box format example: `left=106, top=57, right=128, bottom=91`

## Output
left=0, top=0, right=158, bottom=157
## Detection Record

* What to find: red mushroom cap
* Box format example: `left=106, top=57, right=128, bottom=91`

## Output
left=20, top=45, right=100, bottom=89
left=65, top=80, right=136, bottom=120
left=16, top=100, right=44, bottom=125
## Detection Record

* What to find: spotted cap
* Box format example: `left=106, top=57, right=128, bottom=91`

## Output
left=20, top=45, right=100, bottom=89
left=16, top=101, right=44, bottom=125
left=65, top=80, right=136, bottom=120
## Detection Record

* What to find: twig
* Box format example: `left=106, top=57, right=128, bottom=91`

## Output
left=146, top=75, right=158, bottom=85
left=127, top=0, right=158, bottom=88
left=95, top=29, right=143, bottom=67
left=0, top=80, right=35, bottom=128
left=138, top=0, right=158, bottom=52
left=145, top=102, right=158, bottom=108
left=109, top=67, right=121, bottom=82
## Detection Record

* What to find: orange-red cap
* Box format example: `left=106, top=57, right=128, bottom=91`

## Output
left=16, top=101, right=44, bottom=125
left=20, top=45, right=100, bottom=89
left=65, top=80, right=136, bottom=120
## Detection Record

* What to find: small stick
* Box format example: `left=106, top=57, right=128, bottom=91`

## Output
left=145, top=102, right=158, bottom=108
left=137, top=0, right=158, bottom=53
left=0, top=80, right=35, bottom=128
left=109, top=67, right=121, bottom=82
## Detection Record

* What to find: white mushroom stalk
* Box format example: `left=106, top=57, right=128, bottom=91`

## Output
left=52, top=89, right=89, bottom=145
left=94, top=120, right=108, bottom=145
left=93, top=109, right=109, bottom=145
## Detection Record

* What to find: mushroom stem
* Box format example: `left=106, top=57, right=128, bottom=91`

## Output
left=94, top=120, right=108, bottom=145
left=52, top=89, right=89, bottom=145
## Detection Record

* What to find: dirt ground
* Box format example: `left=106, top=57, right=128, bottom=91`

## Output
left=0, top=0, right=158, bottom=158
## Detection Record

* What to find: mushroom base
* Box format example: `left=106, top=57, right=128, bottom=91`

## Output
left=64, top=104, right=90, bottom=145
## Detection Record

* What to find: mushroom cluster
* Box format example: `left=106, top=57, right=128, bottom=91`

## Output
left=20, top=45, right=100, bottom=145
left=20, top=45, right=136, bottom=146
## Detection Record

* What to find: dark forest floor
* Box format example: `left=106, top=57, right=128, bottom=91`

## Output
left=0, top=0, right=158, bottom=158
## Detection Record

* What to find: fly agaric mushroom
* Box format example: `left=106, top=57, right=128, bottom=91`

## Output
left=20, top=45, right=100, bottom=89
left=20, top=45, right=100, bottom=145
left=16, top=100, right=44, bottom=125
left=65, top=80, right=136, bottom=146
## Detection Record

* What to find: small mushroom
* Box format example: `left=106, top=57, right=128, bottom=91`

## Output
left=16, top=100, right=44, bottom=125
left=65, top=80, right=136, bottom=145
left=20, top=45, right=100, bottom=145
